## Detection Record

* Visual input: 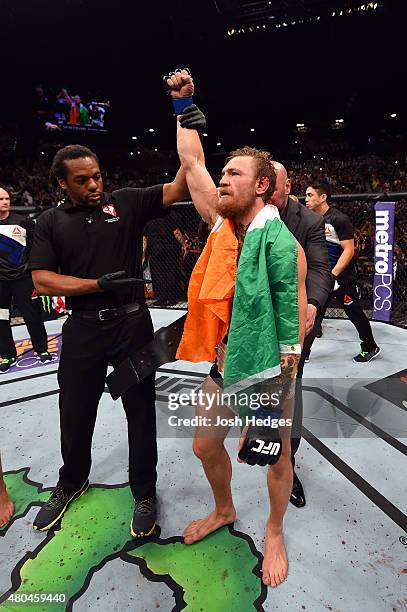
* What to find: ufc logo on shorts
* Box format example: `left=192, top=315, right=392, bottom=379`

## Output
left=252, top=440, right=281, bottom=455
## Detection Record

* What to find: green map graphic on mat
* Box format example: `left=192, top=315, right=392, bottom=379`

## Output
left=127, top=530, right=263, bottom=611
left=0, top=470, right=265, bottom=611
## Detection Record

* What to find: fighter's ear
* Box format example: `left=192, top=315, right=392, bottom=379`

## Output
left=57, top=178, right=67, bottom=191
left=256, top=176, right=270, bottom=196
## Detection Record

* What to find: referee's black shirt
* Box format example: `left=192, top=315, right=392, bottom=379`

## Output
left=29, top=186, right=164, bottom=311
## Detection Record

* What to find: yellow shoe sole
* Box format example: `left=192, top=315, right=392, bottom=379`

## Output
left=33, top=481, right=89, bottom=531
left=130, top=521, right=156, bottom=538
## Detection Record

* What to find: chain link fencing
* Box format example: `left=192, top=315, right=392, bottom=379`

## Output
left=143, top=196, right=407, bottom=330
left=8, top=195, right=407, bottom=329
left=318, top=196, right=407, bottom=328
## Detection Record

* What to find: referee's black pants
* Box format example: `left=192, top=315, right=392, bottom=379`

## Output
left=0, top=275, right=48, bottom=359
left=57, top=306, right=157, bottom=502
left=290, top=320, right=319, bottom=465
left=291, top=275, right=378, bottom=463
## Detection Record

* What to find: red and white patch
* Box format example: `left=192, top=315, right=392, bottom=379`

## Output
left=102, top=204, right=117, bottom=217
left=343, top=293, right=353, bottom=306
left=12, top=226, right=23, bottom=235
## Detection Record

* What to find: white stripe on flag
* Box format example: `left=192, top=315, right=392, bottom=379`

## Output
left=280, top=343, right=302, bottom=354
left=225, top=364, right=282, bottom=396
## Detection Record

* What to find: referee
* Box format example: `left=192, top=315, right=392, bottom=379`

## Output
left=29, top=144, right=189, bottom=536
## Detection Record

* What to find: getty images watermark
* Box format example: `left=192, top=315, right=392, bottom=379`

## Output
left=166, top=389, right=292, bottom=428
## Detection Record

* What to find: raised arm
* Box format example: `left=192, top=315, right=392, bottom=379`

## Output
left=165, top=69, right=218, bottom=225
left=162, top=165, right=190, bottom=207
left=176, top=119, right=218, bottom=226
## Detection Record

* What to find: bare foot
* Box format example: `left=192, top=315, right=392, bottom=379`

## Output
left=0, top=487, right=14, bottom=528
left=183, top=508, right=236, bottom=544
left=262, top=521, right=288, bottom=587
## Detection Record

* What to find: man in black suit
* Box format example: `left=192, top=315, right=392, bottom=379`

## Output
left=270, top=162, right=332, bottom=507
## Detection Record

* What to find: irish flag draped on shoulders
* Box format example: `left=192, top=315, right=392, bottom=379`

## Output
left=176, top=204, right=301, bottom=392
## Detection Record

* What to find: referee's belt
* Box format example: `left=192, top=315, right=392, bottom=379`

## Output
left=73, top=301, right=143, bottom=322
left=106, top=314, right=187, bottom=400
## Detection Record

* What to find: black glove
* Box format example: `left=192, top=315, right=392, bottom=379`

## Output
left=179, top=104, right=206, bottom=134
left=238, top=410, right=283, bottom=466
left=97, top=271, right=146, bottom=292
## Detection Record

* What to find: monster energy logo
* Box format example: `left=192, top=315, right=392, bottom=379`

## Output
left=39, top=296, right=52, bottom=314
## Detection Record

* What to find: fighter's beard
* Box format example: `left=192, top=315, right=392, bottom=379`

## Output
left=215, top=198, right=251, bottom=220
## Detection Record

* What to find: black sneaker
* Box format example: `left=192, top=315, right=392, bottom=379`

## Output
left=0, top=357, right=17, bottom=373
left=290, top=472, right=306, bottom=508
left=39, top=351, right=52, bottom=363
left=33, top=480, right=89, bottom=531
left=130, top=497, right=157, bottom=538
left=353, top=347, right=381, bottom=363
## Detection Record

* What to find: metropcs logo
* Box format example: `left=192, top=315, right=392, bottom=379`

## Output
left=375, top=210, right=392, bottom=274
left=373, top=205, right=394, bottom=318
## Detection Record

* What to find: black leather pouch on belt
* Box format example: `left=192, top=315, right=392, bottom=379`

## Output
left=106, top=314, right=187, bottom=400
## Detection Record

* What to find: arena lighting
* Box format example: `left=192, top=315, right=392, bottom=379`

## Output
left=296, top=123, right=305, bottom=127
left=227, top=1, right=382, bottom=37
left=250, top=128, right=255, bottom=132
left=154, top=148, right=158, bottom=152
left=40, top=151, right=44, bottom=155
left=131, top=136, right=137, bottom=140
left=203, top=132, right=208, bottom=137
left=148, top=128, right=155, bottom=133
left=216, top=142, right=222, bottom=146
left=313, top=155, right=316, bottom=159
left=130, top=152, right=134, bottom=156
left=390, top=113, right=397, bottom=118
left=137, top=151, right=141, bottom=155
left=336, top=118, right=344, bottom=123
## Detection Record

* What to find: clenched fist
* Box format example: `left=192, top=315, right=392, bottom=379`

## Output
left=164, top=68, right=194, bottom=99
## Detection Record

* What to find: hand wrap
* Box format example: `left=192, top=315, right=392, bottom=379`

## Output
left=163, top=67, right=193, bottom=114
